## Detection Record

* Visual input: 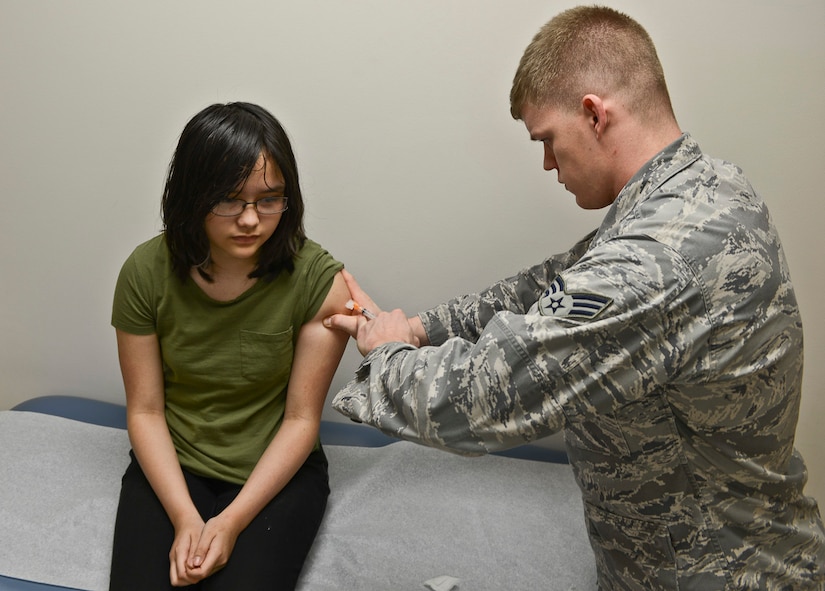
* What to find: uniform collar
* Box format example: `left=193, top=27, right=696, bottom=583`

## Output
left=593, top=133, right=702, bottom=244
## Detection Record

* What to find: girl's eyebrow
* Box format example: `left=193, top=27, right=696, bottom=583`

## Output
left=229, top=184, right=286, bottom=198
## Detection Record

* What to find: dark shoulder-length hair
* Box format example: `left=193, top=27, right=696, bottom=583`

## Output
left=161, top=102, right=306, bottom=282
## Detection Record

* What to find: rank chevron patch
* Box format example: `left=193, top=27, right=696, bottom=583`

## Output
left=538, top=276, right=612, bottom=319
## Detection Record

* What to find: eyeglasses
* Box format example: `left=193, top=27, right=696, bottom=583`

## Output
left=211, top=196, right=288, bottom=217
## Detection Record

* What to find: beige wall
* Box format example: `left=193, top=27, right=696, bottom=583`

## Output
left=1, top=1, right=823, bottom=500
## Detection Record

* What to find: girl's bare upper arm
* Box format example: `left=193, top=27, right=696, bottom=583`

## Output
left=284, top=272, right=352, bottom=421
left=115, top=329, right=165, bottom=414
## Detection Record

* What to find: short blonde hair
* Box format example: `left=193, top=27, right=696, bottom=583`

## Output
left=510, top=6, right=674, bottom=122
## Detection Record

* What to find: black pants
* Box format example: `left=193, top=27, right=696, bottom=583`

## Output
left=108, top=449, right=329, bottom=591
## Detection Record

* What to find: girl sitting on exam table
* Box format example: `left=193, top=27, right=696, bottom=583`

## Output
left=109, top=102, right=350, bottom=590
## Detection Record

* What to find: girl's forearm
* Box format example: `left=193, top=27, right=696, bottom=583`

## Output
left=128, top=410, right=202, bottom=527
left=216, top=415, right=320, bottom=532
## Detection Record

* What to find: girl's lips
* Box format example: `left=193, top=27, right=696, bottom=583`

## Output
left=232, top=235, right=259, bottom=245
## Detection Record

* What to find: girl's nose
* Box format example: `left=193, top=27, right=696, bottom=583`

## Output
left=237, top=203, right=260, bottom=226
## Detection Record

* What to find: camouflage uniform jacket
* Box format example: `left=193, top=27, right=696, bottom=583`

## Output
left=332, top=134, right=825, bottom=590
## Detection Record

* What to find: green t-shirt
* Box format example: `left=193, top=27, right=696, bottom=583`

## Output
left=112, top=234, right=343, bottom=484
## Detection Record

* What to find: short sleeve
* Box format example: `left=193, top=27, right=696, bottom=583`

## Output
left=297, top=240, right=344, bottom=323
left=111, top=245, right=157, bottom=335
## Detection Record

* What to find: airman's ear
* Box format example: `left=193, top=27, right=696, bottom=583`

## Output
left=582, top=94, right=608, bottom=138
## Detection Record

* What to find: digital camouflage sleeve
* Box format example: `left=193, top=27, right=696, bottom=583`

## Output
left=332, top=134, right=825, bottom=590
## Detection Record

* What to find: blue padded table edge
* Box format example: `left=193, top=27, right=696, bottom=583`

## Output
left=9, top=395, right=396, bottom=447
left=10, top=395, right=567, bottom=462
left=0, top=576, right=85, bottom=591
left=11, top=395, right=127, bottom=430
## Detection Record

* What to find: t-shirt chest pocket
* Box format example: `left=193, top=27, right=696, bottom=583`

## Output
left=240, top=328, right=294, bottom=383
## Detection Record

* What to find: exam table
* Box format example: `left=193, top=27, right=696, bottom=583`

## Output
left=0, top=396, right=597, bottom=591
